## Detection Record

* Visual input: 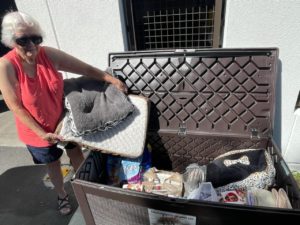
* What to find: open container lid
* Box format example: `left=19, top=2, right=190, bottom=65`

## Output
left=109, top=48, right=278, bottom=139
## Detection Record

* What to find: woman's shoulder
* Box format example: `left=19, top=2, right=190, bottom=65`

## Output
left=43, top=46, right=70, bottom=70
left=0, top=49, right=19, bottom=71
left=40, top=46, right=59, bottom=69
left=43, top=46, right=67, bottom=59
left=42, top=46, right=61, bottom=62
left=43, top=46, right=60, bottom=55
left=0, top=56, right=17, bottom=83
left=0, top=55, right=14, bottom=70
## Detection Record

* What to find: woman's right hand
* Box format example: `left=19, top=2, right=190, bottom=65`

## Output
left=41, top=133, right=64, bottom=144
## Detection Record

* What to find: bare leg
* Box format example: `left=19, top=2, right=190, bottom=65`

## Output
left=46, top=159, right=66, bottom=198
left=46, top=159, right=72, bottom=215
left=66, top=144, right=84, bottom=171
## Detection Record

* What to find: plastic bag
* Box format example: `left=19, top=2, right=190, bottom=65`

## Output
left=182, top=163, right=207, bottom=197
left=187, top=182, right=218, bottom=202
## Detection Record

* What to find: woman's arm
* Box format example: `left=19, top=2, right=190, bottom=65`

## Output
left=44, top=46, right=128, bottom=93
left=0, top=59, right=62, bottom=143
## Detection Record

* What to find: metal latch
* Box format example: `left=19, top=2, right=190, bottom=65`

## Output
left=250, top=128, right=260, bottom=139
left=178, top=122, right=187, bottom=136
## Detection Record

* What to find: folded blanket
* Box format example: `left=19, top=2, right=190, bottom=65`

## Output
left=58, top=95, right=149, bottom=158
left=64, top=76, right=135, bottom=136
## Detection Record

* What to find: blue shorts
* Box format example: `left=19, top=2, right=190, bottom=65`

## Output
left=26, top=142, right=77, bottom=164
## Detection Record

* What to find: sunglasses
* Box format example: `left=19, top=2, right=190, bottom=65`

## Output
left=14, top=35, right=43, bottom=47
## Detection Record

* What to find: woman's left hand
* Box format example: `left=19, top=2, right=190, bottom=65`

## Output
left=113, top=78, right=128, bottom=94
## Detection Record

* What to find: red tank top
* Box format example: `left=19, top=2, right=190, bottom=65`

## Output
left=3, top=47, right=64, bottom=147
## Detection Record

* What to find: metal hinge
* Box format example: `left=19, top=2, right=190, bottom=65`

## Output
left=250, top=128, right=261, bottom=139
left=178, top=122, right=187, bottom=136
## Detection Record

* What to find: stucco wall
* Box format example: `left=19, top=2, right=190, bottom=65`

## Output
left=15, top=0, right=300, bottom=169
left=15, top=0, right=126, bottom=78
left=223, top=0, right=300, bottom=170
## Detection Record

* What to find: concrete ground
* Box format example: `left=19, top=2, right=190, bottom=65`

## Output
left=0, top=96, right=85, bottom=225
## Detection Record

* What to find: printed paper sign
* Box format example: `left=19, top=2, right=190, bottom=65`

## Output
left=148, top=208, right=196, bottom=225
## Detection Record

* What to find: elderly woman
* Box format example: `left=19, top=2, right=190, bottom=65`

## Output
left=0, top=11, right=127, bottom=215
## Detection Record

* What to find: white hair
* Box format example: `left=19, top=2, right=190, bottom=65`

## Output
left=1, top=11, right=44, bottom=48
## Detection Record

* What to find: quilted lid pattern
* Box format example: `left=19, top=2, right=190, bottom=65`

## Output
left=109, top=48, right=278, bottom=138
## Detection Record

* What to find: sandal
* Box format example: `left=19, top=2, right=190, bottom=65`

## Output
left=58, top=194, right=72, bottom=215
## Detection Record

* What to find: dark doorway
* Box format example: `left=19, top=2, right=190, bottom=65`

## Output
left=123, top=0, right=225, bottom=50
left=0, top=0, right=17, bottom=57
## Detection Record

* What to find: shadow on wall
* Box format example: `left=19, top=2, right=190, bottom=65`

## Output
left=118, top=0, right=128, bottom=50
left=273, top=59, right=282, bottom=150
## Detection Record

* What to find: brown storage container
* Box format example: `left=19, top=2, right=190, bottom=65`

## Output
left=72, top=48, right=300, bottom=225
